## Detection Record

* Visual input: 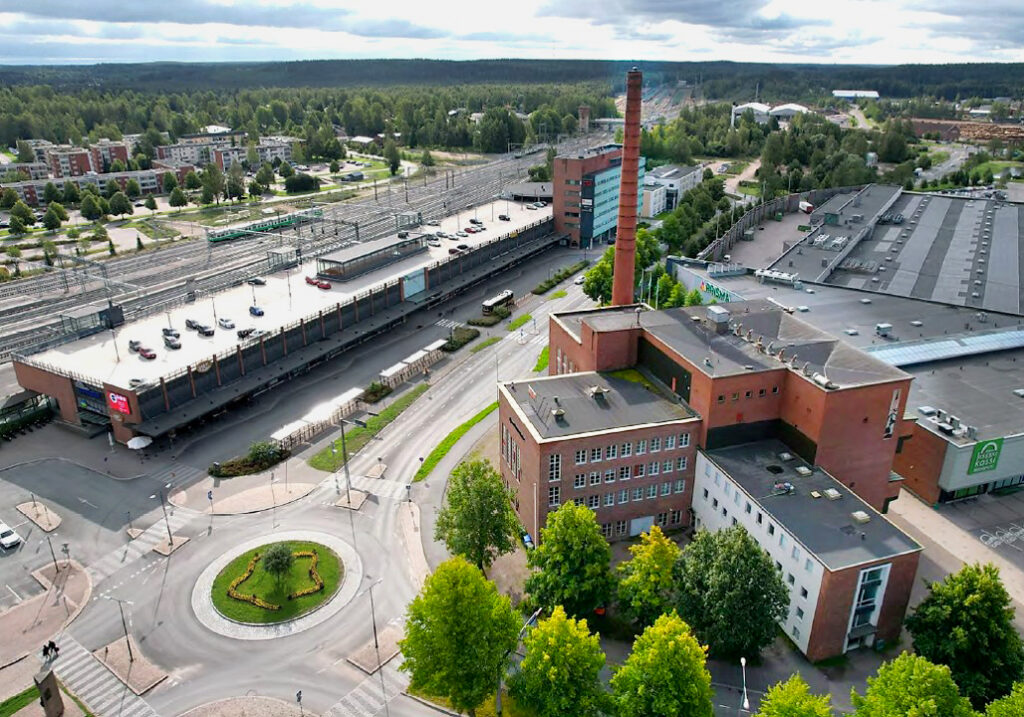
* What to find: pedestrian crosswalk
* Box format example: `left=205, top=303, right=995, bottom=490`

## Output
left=53, top=635, right=160, bottom=717
left=325, top=662, right=407, bottom=717
left=88, top=508, right=195, bottom=583
left=145, top=463, right=205, bottom=489
left=435, top=318, right=464, bottom=330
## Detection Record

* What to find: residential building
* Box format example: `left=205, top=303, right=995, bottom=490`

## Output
left=694, top=440, right=920, bottom=660
left=177, top=129, right=246, bottom=146
left=88, top=139, right=131, bottom=173
left=46, top=146, right=92, bottom=178
left=552, top=144, right=645, bottom=247
left=212, top=138, right=296, bottom=171
left=646, top=164, right=702, bottom=210
left=1, top=169, right=170, bottom=206
left=832, top=90, right=880, bottom=100
left=152, top=159, right=196, bottom=186
left=157, top=143, right=209, bottom=166
left=22, top=139, right=54, bottom=163
left=641, top=183, right=666, bottom=218
left=2, top=163, right=49, bottom=180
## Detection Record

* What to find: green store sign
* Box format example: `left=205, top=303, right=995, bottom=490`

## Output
left=699, top=280, right=732, bottom=303
left=968, top=438, right=1004, bottom=475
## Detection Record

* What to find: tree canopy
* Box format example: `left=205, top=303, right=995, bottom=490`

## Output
left=986, top=682, right=1024, bottom=717
left=616, top=525, right=680, bottom=627
left=757, top=675, right=833, bottom=717
left=851, top=653, right=975, bottom=717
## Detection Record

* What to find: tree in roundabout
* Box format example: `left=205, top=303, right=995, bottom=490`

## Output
left=211, top=541, right=342, bottom=624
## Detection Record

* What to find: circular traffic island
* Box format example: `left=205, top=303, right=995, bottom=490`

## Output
left=211, top=540, right=342, bottom=624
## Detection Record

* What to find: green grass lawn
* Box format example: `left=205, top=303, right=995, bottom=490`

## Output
left=309, top=383, right=429, bottom=471
left=0, top=685, right=39, bottom=717
left=126, top=219, right=178, bottom=240
left=508, top=313, right=532, bottom=332
left=211, top=541, right=342, bottom=623
left=533, top=345, right=549, bottom=373
left=412, top=402, right=498, bottom=482
left=547, top=290, right=567, bottom=300
left=408, top=687, right=535, bottom=717
left=736, top=183, right=761, bottom=197
left=470, top=336, right=500, bottom=353
left=608, top=368, right=657, bottom=390
left=972, top=160, right=1024, bottom=178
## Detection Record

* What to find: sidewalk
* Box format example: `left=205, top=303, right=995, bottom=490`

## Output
left=0, top=560, right=91, bottom=668
left=168, top=457, right=320, bottom=514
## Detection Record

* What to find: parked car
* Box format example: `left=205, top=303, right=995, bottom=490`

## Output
left=162, top=328, right=180, bottom=338
left=463, top=226, right=476, bottom=233
left=237, top=327, right=255, bottom=339
left=456, top=231, right=469, bottom=237
left=197, top=325, right=215, bottom=336
left=247, top=276, right=266, bottom=286
left=185, top=319, right=200, bottom=330
left=0, top=522, right=22, bottom=549
left=574, top=275, right=585, bottom=285
left=305, top=276, right=319, bottom=285
left=129, top=378, right=145, bottom=388
left=316, top=280, right=331, bottom=290
left=163, top=336, right=181, bottom=350
left=425, top=220, right=440, bottom=226
left=427, top=239, right=441, bottom=248
left=456, top=244, right=470, bottom=251
left=139, top=347, right=157, bottom=360
left=498, top=214, right=511, bottom=221
left=521, top=531, right=535, bottom=551
left=218, top=317, right=235, bottom=330
left=448, top=248, right=463, bottom=255
left=469, top=218, right=483, bottom=225
left=128, top=340, right=141, bottom=352
left=250, top=306, right=265, bottom=317
left=397, top=231, right=409, bottom=239
left=525, top=204, right=538, bottom=210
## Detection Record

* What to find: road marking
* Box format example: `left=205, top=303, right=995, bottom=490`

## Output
left=6, top=584, right=22, bottom=602
left=77, top=497, right=99, bottom=509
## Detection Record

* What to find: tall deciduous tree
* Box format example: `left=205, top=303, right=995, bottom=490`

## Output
left=434, top=459, right=519, bottom=572
left=400, top=557, right=518, bottom=717
left=525, top=502, right=614, bottom=619
left=906, top=562, right=1024, bottom=708
left=986, top=682, right=1024, bottom=717
left=757, top=675, right=833, bottom=717
left=80, top=193, right=103, bottom=220
left=202, top=164, right=225, bottom=204
left=169, top=187, right=188, bottom=210
left=62, top=181, right=80, bottom=204
left=7, top=215, right=26, bottom=236
left=42, top=207, right=62, bottom=232
left=261, top=543, right=293, bottom=586
left=108, top=191, right=133, bottom=218
left=42, top=182, right=61, bottom=204
left=617, top=525, right=680, bottom=627
left=611, top=612, right=713, bottom=717
left=125, top=178, right=142, bottom=198
left=144, top=195, right=157, bottom=211
left=384, top=138, right=401, bottom=176
left=11, top=200, right=34, bottom=225
left=509, top=606, right=607, bottom=717
left=184, top=170, right=202, bottom=190
left=675, top=525, right=788, bottom=658
left=104, top=178, right=121, bottom=199
left=162, top=172, right=178, bottom=193
left=851, top=653, right=974, bottom=717
left=1, top=187, right=19, bottom=209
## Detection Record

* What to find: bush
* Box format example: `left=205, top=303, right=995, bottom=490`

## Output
left=467, top=306, right=510, bottom=327
left=210, top=441, right=290, bottom=477
left=442, top=326, right=480, bottom=352
left=364, top=381, right=393, bottom=403
left=532, top=260, right=589, bottom=294
left=284, top=173, right=320, bottom=193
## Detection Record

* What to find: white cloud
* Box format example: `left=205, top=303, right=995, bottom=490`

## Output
left=0, top=0, right=1021, bottom=64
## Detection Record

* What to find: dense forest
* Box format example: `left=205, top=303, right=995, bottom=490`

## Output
left=0, top=59, right=1020, bottom=101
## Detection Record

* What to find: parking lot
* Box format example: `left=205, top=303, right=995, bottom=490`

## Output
left=938, top=490, right=1024, bottom=571
left=26, top=199, right=551, bottom=390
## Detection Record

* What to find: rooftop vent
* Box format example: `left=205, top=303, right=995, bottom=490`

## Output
left=810, top=491, right=822, bottom=499
left=766, top=464, right=784, bottom=475
left=795, top=466, right=813, bottom=477
left=917, top=406, right=938, bottom=417
left=823, top=488, right=842, bottom=500
left=851, top=510, right=871, bottom=524
left=589, top=385, right=609, bottom=399
left=778, top=452, right=794, bottom=462
left=551, top=407, right=565, bottom=419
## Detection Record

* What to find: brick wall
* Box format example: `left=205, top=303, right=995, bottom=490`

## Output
left=893, top=424, right=948, bottom=505
left=13, top=362, right=78, bottom=424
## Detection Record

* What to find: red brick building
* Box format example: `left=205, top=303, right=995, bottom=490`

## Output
left=552, top=144, right=621, bottom=246
left=46, top=146, right=92, bottom=178
left=89, top=139, right=131, bottom=173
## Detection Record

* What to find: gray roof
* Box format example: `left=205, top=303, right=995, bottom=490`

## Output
left=555, top=302, right=909, bottom=388
left=648, top=164, right=700, bottom=180
left=504, top=371, right=694, bottom=440
left=706, top=439, right=921, bottom=570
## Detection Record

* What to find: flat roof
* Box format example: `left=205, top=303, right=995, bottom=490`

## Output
left=705, top=439, right=921, bottom=570
left=504, top=371, right=694, bottom=440
left=24, top=199, right=551, bottom=390
left=822, top=193, right=1024, bottom=314
left=554, top=301, right=909, bottom=388
left=648, top=164, right=700, bottom=180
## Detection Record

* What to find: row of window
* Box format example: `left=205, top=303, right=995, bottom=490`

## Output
left=573, top=434, right=690, bottom=465
left=549, top=480, right=685, bottom=508
left=601, top=510, right=683, bottom=537
left=571, top=457, right=689, bottom=488
left=717, top=386, right=779, bottom=403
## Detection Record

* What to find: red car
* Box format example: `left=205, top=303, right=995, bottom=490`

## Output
left=464, top=226, right=476, bottom=233
left=316, top=280, right=331, bottom=290
left=139, top=347, right=157, bottom=360
left=305, top=276, right=318, bottom=285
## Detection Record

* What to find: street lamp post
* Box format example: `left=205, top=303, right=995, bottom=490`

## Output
left=104, top=596, right=135, bottom=662
left=740, top=656, right=750, bottom=713
left=496, top=607, right=542, bottom=716
left=150, top=490, right=173, bottom=547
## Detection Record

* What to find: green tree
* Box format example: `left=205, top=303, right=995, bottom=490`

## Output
left=684, top=288, right=704, bottom=306
left=581, top=253, right=613, bottom=304
left=434, top=459, right=520, bottom=572
left=284, top=173, right=319, bottom=193
left=62, top=181, right=80, bottom=205
left=169, top=187, right=188, bottom=210
left=162, top=172, right=178, bottom=193
left=420, top=149, right=435, bottom=167
left=510, top=605, right=607, bottom=717
left=42, top=207, right=62, bottom=232
left=611, top=612, right=713, bottom=717
left=261, top=543, right=293, bottom=586
left=144, top=195, right=157, bottom=211
left=7, top=215, right=26, bottom=236
left=184, top=170, right=202, bottom=190
left=246, top=143, right=260, bottom=167
left=125, top=178, right=142, bottom=198
left=986, top=682, right=1024, bottom=717
left=11, top=199, right=34, bottom=226
left=851, top=653, right=975, bottom=717
left=42, top=182, right=61, bottom=204
left=202, top=164, right=225, bottom=204
left=525, top=502, right=614, bottom=618
left=906, top=563, right=1024, bottom=708
left=108, top=191, right=133, bottom=218
left=0, top=188, right=18, bottom=209
left=226, top=175, right=246, bottom=200
left=675, top=526, right=789, bottom=658
left=278, top=161, right=294, bottom=179
left=329, top=159, right=340, bottom=173
left=255, top=163, right=275, bottom=187
left=200, top=184, right=214, bottom=204
left=384, top=138, right=401, bottom=176
left=617, top=525, right=680, bottom=627
left=109, top=158, right=126, bottom=172
left=104, top=178, right=121, bottom=199
left=757, top=675, right=833, bottom=717
left=16, top=140, right=33, bottom=163
left=248, top=180, right=264, bottom=197
left=400, top=557, right=519, bottom=717
left=80, top=193, right=103, bottom=220
left=48, top=201, right=68, bottom=221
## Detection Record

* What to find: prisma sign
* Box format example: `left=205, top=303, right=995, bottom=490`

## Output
left=107, top=392, right=131, bottom=415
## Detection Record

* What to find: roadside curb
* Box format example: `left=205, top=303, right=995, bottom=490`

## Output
left=168, top=482, right=317, bottom=515
left=402, top=692, right=460, bottom=716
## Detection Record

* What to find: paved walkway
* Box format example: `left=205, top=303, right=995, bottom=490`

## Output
left=324, top=661, right=407, bottom=717
left=0, top=561, right=90, bottom=668
left=181, top=696, right=314, bottom=717
left=88, top=507, right=196, bottom=584
left=52, top=635, right=159, bottom=717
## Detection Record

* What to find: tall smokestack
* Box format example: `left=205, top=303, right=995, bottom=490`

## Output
left=611, top=67, right=642, bottom=306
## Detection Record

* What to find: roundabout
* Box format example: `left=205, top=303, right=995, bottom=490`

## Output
left=191, top=530, right=363, bottom=640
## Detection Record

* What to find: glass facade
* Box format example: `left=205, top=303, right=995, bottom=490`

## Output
left=579, top=157, right=646, bottom=245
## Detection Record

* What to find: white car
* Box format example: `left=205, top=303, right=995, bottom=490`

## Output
left=0, top=522, right=22, bottom=549
left=218, top=318, right=235, bottom=330
left=427, top=239, right=441, bottom=247
left=574, top=275, right=585, bottom=285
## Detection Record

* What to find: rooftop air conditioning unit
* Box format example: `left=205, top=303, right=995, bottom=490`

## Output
left=823, top=488, right=842, bottom=500
left=795, top=466, right=813, bottom=477
left=851, top=510, right=871, bottom=524
left=917, top=406, right=938, bottom=417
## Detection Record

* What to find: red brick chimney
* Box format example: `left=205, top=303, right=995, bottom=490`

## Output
left=611, top=68, right=642, bottom=306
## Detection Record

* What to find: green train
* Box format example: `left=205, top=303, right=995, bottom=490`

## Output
left=206, top=208, right=323, bottom=242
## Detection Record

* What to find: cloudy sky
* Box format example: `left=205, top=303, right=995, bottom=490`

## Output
left=0, top=0, right=1021, bottom=65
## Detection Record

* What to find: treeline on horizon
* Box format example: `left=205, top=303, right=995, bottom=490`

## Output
left=0, top=58, right=1022, bottom=100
